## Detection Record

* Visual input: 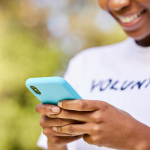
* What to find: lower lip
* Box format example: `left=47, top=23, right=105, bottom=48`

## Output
left=118, top=11, right=147, bottom=29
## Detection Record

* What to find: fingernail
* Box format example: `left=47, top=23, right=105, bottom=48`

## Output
left=52, top=107, right=60, bottom=113
left=58, top=102, right=62, bottom=107
left=52, top=127, right=57, bottom=131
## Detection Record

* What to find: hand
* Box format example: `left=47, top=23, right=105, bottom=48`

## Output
left=49, top=100, right=150, bottom=150
left=36, top=103, right=83, bottom=149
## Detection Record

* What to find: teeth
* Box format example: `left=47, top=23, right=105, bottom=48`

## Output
left=118, top=10, right=144, bottom=23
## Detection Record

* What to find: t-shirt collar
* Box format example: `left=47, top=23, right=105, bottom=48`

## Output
left=127, top=37, right=150, bottom=53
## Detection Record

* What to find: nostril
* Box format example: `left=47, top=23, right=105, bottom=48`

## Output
left=109, top=0, right=131, bottom=11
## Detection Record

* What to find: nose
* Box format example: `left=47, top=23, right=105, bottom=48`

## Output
left=109, top=0, right=131, bottom=11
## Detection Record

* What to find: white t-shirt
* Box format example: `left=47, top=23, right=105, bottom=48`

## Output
left=37, top=38, right=150, bottom=150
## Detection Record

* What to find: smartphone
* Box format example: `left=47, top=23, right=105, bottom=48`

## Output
left=25, top=77, right=82, bottom=105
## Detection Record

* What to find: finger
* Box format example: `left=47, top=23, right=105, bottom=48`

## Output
left=83, top=134, right=93, bottom=145
left=43, top=127, right=80, bottom=137
left=49, top=109, right=91, bottom=122
left=58, top=99, right=101, bottom=111
left=40, top=116, right=81, bottom=127
left=48, top=135, right=83, bottom=147
left=83, top=134, right=103, bottom=147
left=36, top=103, right=61, bottom=115
left=52, top=124, right=92, bottom=135
left=47, top=139, right=67, bottom=149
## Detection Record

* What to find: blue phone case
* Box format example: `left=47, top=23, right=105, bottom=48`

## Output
left=25, top=77, right=82, bottom=105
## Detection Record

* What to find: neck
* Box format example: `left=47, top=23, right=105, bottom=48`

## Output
left=135, top=35, right=150, bottom=47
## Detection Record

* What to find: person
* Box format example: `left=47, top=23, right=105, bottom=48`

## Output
left=36, top=0, right=150, bottom=150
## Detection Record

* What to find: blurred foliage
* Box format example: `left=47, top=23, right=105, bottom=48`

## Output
left=0, top=0, right=63, bottom=150
left=0, top=0, right=127, bottom=150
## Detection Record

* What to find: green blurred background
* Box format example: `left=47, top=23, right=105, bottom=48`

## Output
left=0, top=0, right=127, bottom=149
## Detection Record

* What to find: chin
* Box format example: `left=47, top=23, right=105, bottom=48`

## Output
left=125, top=28, right=150, bottom=41
left=128, top=33, right=150, bottom=41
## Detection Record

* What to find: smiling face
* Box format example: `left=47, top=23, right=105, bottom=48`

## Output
left=98, top=0, right=150, bottom=40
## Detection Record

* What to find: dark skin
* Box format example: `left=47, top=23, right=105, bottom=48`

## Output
left=99, top=0, right=150, bottom=46
left=36, top=0, right=150, bottom=150
left=136, top=34, right=150, bottom=47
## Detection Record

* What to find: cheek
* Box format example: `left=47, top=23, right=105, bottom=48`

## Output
left=136, top=0, right=150, bottom=8
left=136, top=0, right=150, bottom=2
left=98, top=0, right=108, bottom=10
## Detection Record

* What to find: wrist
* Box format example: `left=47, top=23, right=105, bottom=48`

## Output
left=130, top=121, right=150, bottom=150
left=135, top=141, right=150, bottom=150
left=134, top=134, right=150, bottom=150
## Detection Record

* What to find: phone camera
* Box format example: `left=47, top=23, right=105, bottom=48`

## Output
left=30, top=86, right=41, bottom=94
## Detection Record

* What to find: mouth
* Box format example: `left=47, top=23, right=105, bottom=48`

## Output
left=117, top=9, right=147, bottom=28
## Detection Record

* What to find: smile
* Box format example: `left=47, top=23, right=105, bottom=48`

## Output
left=117, top=9, right=146, bottom=24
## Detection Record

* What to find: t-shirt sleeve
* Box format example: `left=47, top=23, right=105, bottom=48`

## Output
left=37, top=56, right=83, bottom=150
left=37, top=131, right=48, bottom=150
